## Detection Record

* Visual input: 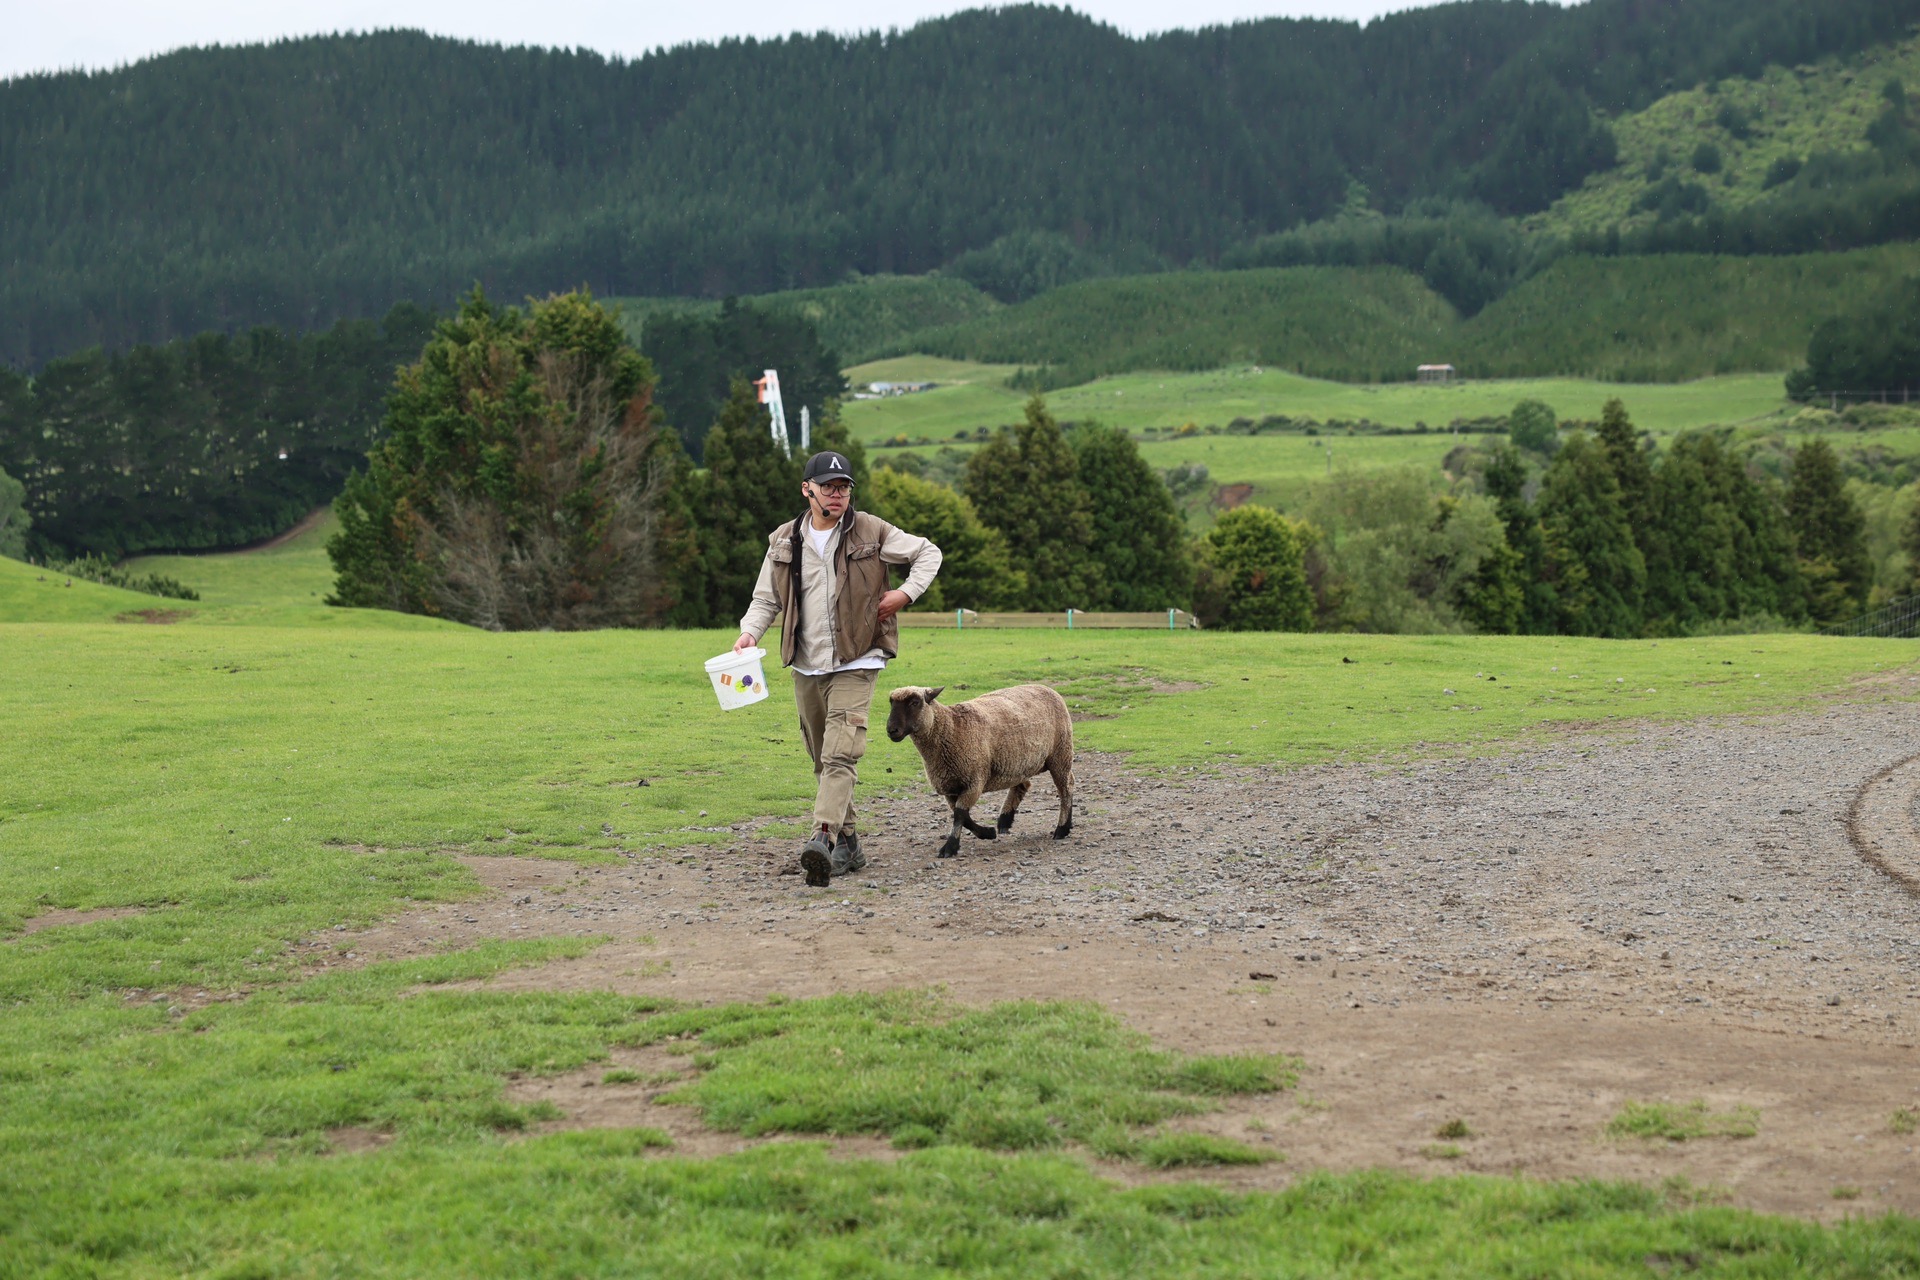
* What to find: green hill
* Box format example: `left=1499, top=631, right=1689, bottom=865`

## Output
left=856, top=245, right=1920, bottom=389
left=3, top=0, right=1913, bottom=365
left=1454, top=244, right=1920, bottom=381
left=1531, top=34, right=1920, bottom=239
left=881, top=267, right=1459, bottom=386
left=611, top=275, right=1001, bottom=366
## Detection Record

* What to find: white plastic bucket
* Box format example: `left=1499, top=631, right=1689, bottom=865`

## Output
left=704, top=647, right=772, bottom=711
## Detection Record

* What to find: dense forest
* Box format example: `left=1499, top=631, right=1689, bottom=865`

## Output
left=0, top=306, right=435, bottom=557
left=3, top=0, right=1915, bottom=365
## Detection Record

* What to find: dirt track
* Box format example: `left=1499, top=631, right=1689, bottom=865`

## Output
left=326, top=697, right=1920, bottom=1221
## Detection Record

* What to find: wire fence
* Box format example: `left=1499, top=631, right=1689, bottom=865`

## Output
left=1799, top=389, right=1920, bottom=410
left=1823, top=593, right=1920, bottom=639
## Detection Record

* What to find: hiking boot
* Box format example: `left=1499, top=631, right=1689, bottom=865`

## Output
left=801, top=830, right=835, bottom=887
left=834, top=831, right=865, bottom=874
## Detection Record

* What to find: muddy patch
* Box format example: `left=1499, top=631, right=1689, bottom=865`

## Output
left=115, top=609, right=193, bottom=625
left=15, top=906, right=147, bottom=936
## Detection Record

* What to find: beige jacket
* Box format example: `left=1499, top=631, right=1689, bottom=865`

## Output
left=740, top=509, right=942, bottom=672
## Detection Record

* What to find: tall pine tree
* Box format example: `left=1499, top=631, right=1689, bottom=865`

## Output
left=961, top=397, right=1103, bottom=610
left=1538, top=430, right=1646, bottom=637
left=1786, top=437, right=1871, bottom=625
left=697, top=377, right=802, bottom=629
left=1481, top=443, right=1557, bottom=633
left=1068, top=421, right=1191, bottom=610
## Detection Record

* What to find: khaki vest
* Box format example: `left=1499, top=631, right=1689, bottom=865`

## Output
left=767, top=510, right=899, bottom=668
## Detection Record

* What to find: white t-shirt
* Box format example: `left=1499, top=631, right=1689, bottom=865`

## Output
left=794, top=521, right=887, bottom=677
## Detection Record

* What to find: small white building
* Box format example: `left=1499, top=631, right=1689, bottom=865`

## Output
left=1416, top=364, right=1456, bottom=385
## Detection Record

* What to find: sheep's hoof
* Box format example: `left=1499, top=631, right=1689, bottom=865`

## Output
left=1051, top=822, right=1072, bottom=840
left=996, top=813, right=1015, bottom=834
left=938, top=836, right=960, bottom=858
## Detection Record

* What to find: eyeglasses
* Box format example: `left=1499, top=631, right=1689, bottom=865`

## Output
left=810, top=482, right=853, bottom=497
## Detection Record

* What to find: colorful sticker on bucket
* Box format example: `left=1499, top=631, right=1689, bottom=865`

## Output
left=721, top=673, right=756, bottom=689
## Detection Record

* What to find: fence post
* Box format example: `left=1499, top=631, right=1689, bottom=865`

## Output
left=1066, top=608, right=1075, bottom=630
left=1168, top=607, right=1176, bottom=630
left=955, top=608, right=964, bottom=630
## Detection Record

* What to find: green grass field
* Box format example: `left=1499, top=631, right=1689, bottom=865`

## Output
left=5, top=529, right=1920, bottom=1274
left=844, top=364, right=1790, bottom=445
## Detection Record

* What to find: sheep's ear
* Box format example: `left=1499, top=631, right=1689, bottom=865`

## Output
left=926, top=686, right=944, bottom=703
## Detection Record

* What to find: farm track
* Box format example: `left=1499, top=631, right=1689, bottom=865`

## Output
left=322, top=697, right=1920, bottom=1221
left=1844, top=751, right=1920, bottom=897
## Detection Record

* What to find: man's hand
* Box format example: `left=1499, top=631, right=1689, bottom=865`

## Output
left=733, top=632, right=757, bottom=654
left=877, top=589, right=911, bottom=622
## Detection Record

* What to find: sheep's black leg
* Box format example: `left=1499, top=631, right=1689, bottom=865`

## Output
left=957, top=807, right=997, bottom=840
left=1048, top=757, right=1073, bottom=839
left=997, top=779, right=1031, bottom=834
left=938, top=800, right=968, bottom=857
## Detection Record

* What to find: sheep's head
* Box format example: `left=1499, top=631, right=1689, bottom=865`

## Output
left=885, top=685, right=944, bottom=742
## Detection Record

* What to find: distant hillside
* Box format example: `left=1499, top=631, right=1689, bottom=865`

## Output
left=2, top=0, right=1913, bottom=366
left=862, top=245, right=1920, bottom=385
left=883, top=267, right=1458, bottom=385
left=1455, top=245, right=1920, bottom=379
left=1532, top=34, right=1920, bottom=238
left=611, top=276, right=1001, bottom=366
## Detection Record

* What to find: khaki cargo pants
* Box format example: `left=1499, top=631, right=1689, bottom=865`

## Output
left=792, top=668, right=878, bottom=835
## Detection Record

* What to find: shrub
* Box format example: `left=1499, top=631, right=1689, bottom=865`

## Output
left=862, top=468, right=1026, bottom=610
left=1193, top=505, right=1314, bottom=631
left=44, top=554, right=199, bottom=601
left=1506, top=399, right=1559, bottom=454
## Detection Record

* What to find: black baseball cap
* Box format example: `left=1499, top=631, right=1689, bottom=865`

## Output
left=803, top=451, right=854, bottom=483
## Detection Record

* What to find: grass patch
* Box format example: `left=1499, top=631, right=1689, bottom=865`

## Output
left=1606, top=1100, right=1761, bottom=1143
left=1434, top=1118, right=1473, bottom=1140
left=1421, top=1143, right=1466, bottom=1160
left=1136, top=1133, right=1276, bottom=1169
left=6, top=1145, right=1914, bottom=1277
left=638, top=990, right=1296, bottom=1154
left=1892, top=1107, right=1918, bottom=1136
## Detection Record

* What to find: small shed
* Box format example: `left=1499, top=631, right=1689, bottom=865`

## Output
left=1416, top=364, right=1456, bottom=385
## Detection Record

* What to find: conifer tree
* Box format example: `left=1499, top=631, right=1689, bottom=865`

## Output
left=697, top=377, right=802, bottom=628
left=1596, top=398, right=1655, bottom=531
left=1642, top=433, right=1799, bottom=632
left=810, top=402, right=870, bottom=493
left=1786, top=437, right=1872, bottom=625
left=326, top=290, right=682, bottom=629
left=0, top=465, right=28, bottom=558
left=1481, top=443, right=1557, bottom=632
left=961, top=396, right=1102, bottom=610
left=1068, top=420, right=1191, bottom=610
left=1537, top=430, right=1646, bottom=637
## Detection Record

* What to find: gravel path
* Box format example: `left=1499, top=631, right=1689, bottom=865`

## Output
left=331, top=697, right=1920, bottom=1220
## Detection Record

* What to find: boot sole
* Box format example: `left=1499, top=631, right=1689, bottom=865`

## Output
left=801, top=846, right=833, bottom=887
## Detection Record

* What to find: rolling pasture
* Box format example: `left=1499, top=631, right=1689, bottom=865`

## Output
left=844, top=361, right=1798, bottom=514
left=5, top=521, right=1920, bottom=1272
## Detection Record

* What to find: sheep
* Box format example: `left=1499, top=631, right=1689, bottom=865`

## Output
left=884, top=683, right=1074, bottom=858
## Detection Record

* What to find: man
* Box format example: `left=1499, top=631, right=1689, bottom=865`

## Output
left=734, top=450, right=942, bottom=886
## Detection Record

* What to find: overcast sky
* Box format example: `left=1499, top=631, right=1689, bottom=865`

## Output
left=4, top=0, right=1555, bottom=81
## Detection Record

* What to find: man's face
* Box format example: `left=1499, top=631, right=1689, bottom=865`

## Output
left=805, top=479, right=852, bottom=517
